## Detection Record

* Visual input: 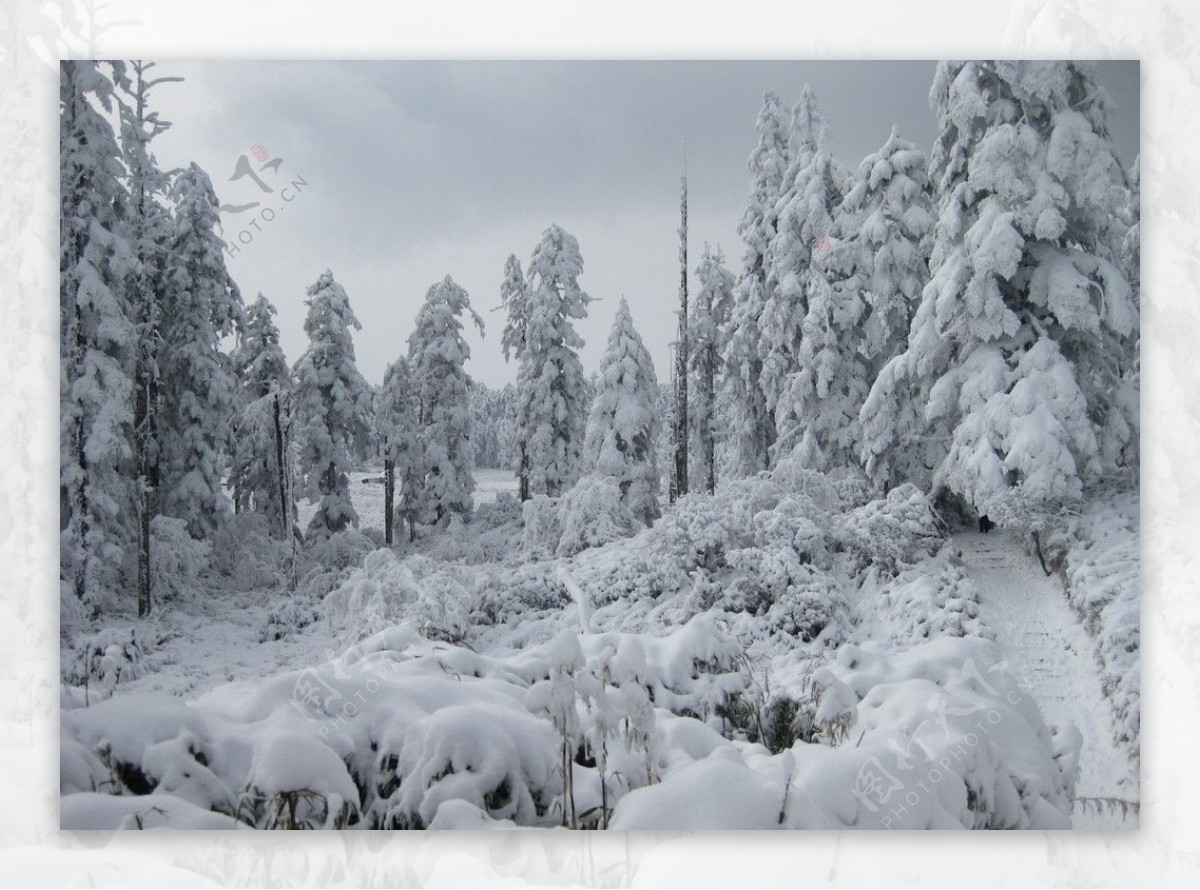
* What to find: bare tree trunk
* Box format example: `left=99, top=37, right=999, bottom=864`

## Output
left=518, top=441, right=530, bottom=502
left=383, top=458, right=395, bottom=545
left=135, top=364, right=153, bottom=618
left=670, top=159, right=689, bottom=503
left=272, top=393, right=289, bottom=539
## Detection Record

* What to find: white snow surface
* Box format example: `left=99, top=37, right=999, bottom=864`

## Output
left=956, top=528, right=1137, bottom=827
left=60, top=468, right=1136, bottom=830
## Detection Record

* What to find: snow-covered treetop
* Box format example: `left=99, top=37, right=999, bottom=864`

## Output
left=499, top=254, right=528, bottom=362
left=526, top=224, right=592, bottom=339
left=170, top=162, right=242, bottom=338
left=409, top=274, right=484, bottom=367
left=737, top=91, right=791, bottom=269
left=235, top=293, right=291, bottom=399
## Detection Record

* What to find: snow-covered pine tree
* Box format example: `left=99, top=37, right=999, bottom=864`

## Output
left=231, top=294, right=295, bottom=538
left=762, top=86, right=854, bottom=469
left=689, top=247, right=735, bottom=494
left=293, top=270, right=373, bottom=539
left=519, top=225, right=592, bottom=498
left=408, top=275, right=484, bottom=526
left=497, top=253, right=534, bottom=499
left=851, top=129, right=939, bottom=491
left=377, top=355, right=423, bottom=544
left=881, top=61, right=1139, bottom=520
left=60, top=60, right=136, bottom=617
left=724, top=91, right=789, bottom=477
left=158, top=162, right=243, bottom=539
left=119, top=60, right=182, bottom=617
left=583, top=297, right=662, bottom=524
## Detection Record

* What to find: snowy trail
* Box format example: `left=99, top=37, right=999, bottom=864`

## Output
left=955, top=529, right=1138, bottom=829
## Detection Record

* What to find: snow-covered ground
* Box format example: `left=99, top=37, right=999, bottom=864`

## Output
left=957, top=530, right=1138, bottom=828
left=60, top=467, right=1137, bottom=831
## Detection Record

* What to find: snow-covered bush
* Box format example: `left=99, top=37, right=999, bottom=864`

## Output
left=765, top=571, right=845, bottom=644
left=240, top=730, right=360, bottom=829
left=324, top=549, right=471, bottom=645
left=256, top=595, right=322, bottom=643
left=149, top=515, right=213, bottom=601
left=1042, top=488, right=1139, bottom=761
left=210, top=512, right=289, bottom=591
left=556, top=475, right=642, bottom=557
left=612, top=636, right=1072, bottom=830
left=842, top=483, right=943, bottom=573
left=521, top=494, right=561, bottom=560
left=63, top=627, right=147, bottom=694
left=305, top=527, right=377, bottom=573
left=871, top=551, right=990, bottom=643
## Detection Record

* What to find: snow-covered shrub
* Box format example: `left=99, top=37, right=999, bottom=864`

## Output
left=811, top=636, right=1073, bottom=829
left=825, top=466, right=875, bottom=511
left=256, top=595, right=322, bottom=643
left=765, top=571, right=845, bottom=644
left=521, top=494, right=561, bottom=560
left=654, top=490, right=747, bottom=572
left=1042, top=488, right=1139, bottom=761
left=240, top=730, right=360, bottom=829
left=210, top=512, right=288, bottom=591
left=324, top=549, right=470, bottom=644
left=373, top=700, right=560, bottom=829
left=475, top=562, right=569, bottom=627
left=873, top=551, right=989, bottom=643
left=305, top=527, right=377, bottom=573
left=842, top=483, right=944, bottom=573
left=612, top=636, right=1072, bottom=830
left=150, top=516, right=213, bottom=601
left=63, top=627, right=147, bottom=693
left=555, top=475, right=641, bottom=558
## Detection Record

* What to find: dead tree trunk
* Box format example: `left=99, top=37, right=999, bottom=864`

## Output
left=670, top=158, right=689, bottom=503
left=383, top=458, right=395, bottom=545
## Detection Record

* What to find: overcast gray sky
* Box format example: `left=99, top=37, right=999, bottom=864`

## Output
left=151, top=61, right=1139, bottom=388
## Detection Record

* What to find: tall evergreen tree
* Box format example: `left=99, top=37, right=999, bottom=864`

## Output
left=120, top=59, right=182, bottom=617
left=409, top=275, right=484, bottom=525
left=497, top=253, right=533, bottom=499
left=158, top=162, right=243, bottom=539
left=376, top=355, right=423, bottom=544
left=724, top=91, right=789, bottom=477
left=518, top=225, right=592, bottom=498
left=761, top=86, right=850, bottom=468
left=60, top=60, right=136, bottom=616
left=878, top=62, right=1138, bottom=519
left=847, top=128, right=937, bottom=490
left=689, top=247, right=735, bottom=494
left=231, top=294, right=295, bottom=537
left=583, top=298, right=662, bottom=525
left=293, top=270, right=372, bottom=539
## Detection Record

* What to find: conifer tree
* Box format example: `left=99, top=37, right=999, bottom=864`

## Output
left=120, top=60, right=182, bottom=617
left=231, top=294, right=294, bottom=537
left=689, top=247, right=735, bottom=494
left=60, top=60, right=136, bottom=616
left=498, top=253, right=533, bottom=499
left=583, top=298, right=662, bottom=524
left=518, top=225, right=592, bottom=498
left=875, top=61, right=1139, bottom=519
left=725, top=91, right=790, bottom=476
left=293, top=269, right=372, bottom=539
left=377, top=355, right=423, bottom=543
left=408, top=275, right=484, bottom=525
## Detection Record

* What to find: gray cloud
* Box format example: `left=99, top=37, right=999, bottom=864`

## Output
left=152, top=61, right=1139, bottom=387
